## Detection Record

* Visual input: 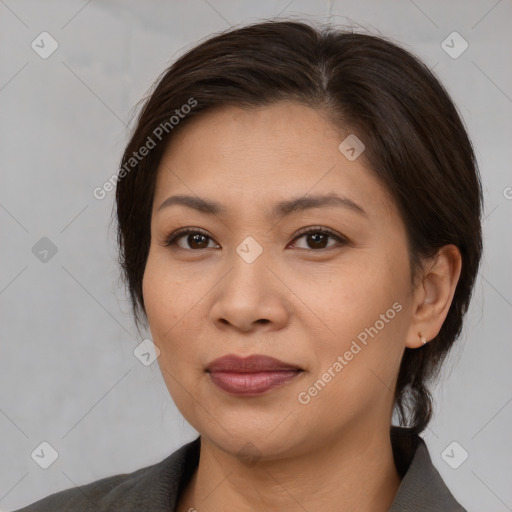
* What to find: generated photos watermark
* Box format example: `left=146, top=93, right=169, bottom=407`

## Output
left=93, top=97, right=198, bottom=200
left=298, top=301, right=403, bottom=405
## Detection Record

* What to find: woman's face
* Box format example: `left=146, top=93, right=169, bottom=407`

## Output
left=143, top=102, right=419, bottom=459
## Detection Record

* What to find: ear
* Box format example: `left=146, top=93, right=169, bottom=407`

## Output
left=405, top=244, right=462, bottom=349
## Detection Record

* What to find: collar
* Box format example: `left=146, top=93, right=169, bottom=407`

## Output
left=388, top=426, right=467, bottom=511
left=95, top=426, right=466, bottom=511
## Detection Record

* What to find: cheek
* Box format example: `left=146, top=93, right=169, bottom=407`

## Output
left=142, top=255, right=183, bottom=351
left=142, top=252, right=207, bottom=370
left=294, top=253, right=409, bottom=391
left=142, top=258, right=173, bottom=335
left=295, top=254, right=405, bottom=337
left=142, top=257, right=205, bottom=413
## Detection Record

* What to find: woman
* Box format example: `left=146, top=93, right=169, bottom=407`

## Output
left=15, top=19, right=482, bottom=512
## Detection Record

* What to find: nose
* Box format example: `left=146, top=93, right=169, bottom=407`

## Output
left=209, top=249, right=290, bottom=333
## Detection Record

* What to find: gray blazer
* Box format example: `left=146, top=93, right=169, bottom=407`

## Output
left=12, top=427, right=467, bottom=511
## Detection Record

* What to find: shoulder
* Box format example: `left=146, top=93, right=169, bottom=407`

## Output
left=389, top=427, right=467, bottom=512
left=12, top=437, right=201, bottom=512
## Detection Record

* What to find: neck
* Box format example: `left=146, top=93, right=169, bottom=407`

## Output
left=178, top=423, right=401, bottom=512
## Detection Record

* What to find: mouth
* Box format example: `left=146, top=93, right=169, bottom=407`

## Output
left=206, top=354, right=303, bottom=373
left=206, top=354, right=304, bottom=396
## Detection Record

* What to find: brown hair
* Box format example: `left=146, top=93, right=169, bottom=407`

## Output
left=115, top=20, right=483, bottom=434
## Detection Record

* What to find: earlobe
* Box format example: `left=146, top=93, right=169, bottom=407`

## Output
left=405, top=245, right=462, bottom=349
left=417, top=331, right=428, bottom=345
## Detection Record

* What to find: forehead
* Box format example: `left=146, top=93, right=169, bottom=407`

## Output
left=153, top=102, right=397, bottom=221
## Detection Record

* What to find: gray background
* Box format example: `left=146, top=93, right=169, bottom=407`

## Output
left=1, top=1, right=511, bottom=511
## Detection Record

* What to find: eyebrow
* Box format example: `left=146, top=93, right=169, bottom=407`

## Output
left=157, top=192, right=367, bottom=219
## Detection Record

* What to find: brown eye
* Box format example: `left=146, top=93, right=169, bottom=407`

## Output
left=183, top=232, right=210, bottom=249
left=291, top=228, right=347, bottom=250
left=164, top=226, right=347, bottom=251
left=164, top=229, right=219, bottom=250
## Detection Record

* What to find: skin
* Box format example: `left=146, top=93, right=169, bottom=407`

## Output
left=142, top=102, right=462, bottom=512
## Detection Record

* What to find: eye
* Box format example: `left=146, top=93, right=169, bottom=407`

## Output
left=163, top=226, right=348, bottom=251
left=163, top=228, right=219, bottom=250
left=289, top=227, right=348, bottom=250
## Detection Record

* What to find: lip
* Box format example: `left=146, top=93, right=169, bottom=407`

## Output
left=206, top=354, right=302, bottom=373
left=206, top=354, right=304, bottom=396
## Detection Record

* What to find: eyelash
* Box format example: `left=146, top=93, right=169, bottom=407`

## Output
left=163, top=226, right=348, bottom=251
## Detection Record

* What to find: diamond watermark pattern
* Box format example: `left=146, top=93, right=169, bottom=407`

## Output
left=237, top=441, right=262, bottom=467
left=236, top=236, right=263, bottom=264
left=441, top=32, right=468, bottom=59
left=31, top=441, right=59, bottom=469
left=441, top=441, right=469, bottom=469
left=338, top=134, right=365, bottom=161
left=31, top=32, right=59, bottom=59
left=32, top=237, right=58, bottom=263
left=133, top=338, right=161, bottom=366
